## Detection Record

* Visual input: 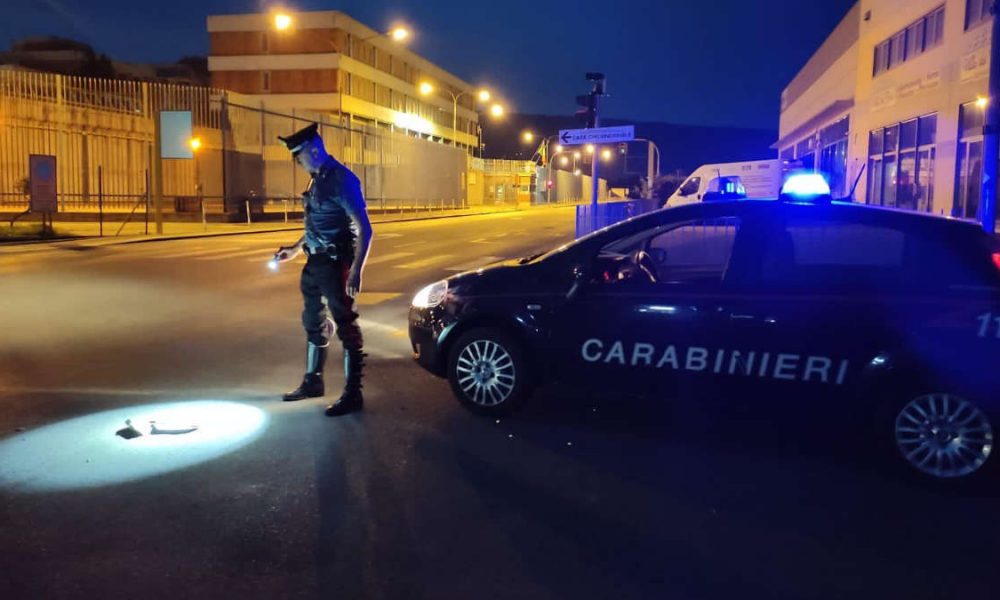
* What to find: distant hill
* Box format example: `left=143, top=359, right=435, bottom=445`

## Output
left=482, top=114, right=776, bottom=187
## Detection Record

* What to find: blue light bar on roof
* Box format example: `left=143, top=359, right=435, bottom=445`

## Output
left=781, top=173, right=831, bottom=197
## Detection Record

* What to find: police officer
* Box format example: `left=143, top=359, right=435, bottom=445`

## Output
left=273, top=123, right=373, bottom=416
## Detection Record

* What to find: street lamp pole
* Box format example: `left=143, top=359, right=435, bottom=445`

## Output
left=445, top=90, right=467, bottom=149
left=545, top=149, right=571, bottom=203
left=634, top=138, right=662, bottom=198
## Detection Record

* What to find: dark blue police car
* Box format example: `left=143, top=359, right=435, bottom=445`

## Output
left=408, top=192, right=1000, bottom=480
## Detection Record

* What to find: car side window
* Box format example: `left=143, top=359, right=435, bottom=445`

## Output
left=759, top=218, right=908, bottom=290
left=678, top=177, right=701, bottom=197
left=646, top=218, right=740, bottom=285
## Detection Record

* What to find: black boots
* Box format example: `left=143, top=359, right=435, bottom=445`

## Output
left=324, top=350, right=365, bottom=416
left=283, top=343, right=365, bottom=416
left=282, top=343, right=327, bottom=401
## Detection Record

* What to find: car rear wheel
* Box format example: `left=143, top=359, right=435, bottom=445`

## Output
left=448, top=328, right=529, bottom=415
left=893, top=393, right=994, bottom=480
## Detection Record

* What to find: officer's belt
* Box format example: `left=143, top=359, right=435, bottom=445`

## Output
left=303, top=245, right=343, bottom=259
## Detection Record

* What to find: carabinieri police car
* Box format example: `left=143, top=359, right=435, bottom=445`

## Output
left=408, top=178, right=1000, bottom=481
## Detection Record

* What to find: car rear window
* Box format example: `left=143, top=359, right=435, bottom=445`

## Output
left=916, top=228, right=1000, bottom=290
left=761, top=220, right=907, bottom=290
left=759, top=217, right=997, bottom=291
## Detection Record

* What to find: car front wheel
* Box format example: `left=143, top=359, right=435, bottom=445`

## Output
left=447, top=328, right=530, bottom=415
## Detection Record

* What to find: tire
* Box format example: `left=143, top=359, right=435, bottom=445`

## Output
left=881, top=388, right=996, bottom=482
left=447, top=328, right=531, bottom=416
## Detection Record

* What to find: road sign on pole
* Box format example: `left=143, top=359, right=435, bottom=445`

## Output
left=559, top=125, right=634, bottom=146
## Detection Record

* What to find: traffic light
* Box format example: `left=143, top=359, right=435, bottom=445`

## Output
left=575, top=94, right=597, bottom=128
left=618, top=142, right=627, bottom=155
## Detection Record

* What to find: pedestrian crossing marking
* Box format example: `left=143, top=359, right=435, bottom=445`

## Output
left=446, top=256, right=504, bottom=272
left=141, top=246, right=257, bottom=260
left=196, top=247, right=274, bottom=260
left=355, top=292, right=402, bottom=306
left=394, top=254, right=455, bottom=269
left=365, top=251, right=416, bottom=265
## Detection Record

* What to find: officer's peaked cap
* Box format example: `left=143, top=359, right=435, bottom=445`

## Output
left=278, top=123, right=321, bottom=153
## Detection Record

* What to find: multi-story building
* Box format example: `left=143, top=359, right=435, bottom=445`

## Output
left=206, top=10, right=481, bottom=149
left=778, top=0, right=996, bottom=222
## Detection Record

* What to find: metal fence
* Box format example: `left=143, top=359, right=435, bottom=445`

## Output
left=0, top=70, right=470, bottom=222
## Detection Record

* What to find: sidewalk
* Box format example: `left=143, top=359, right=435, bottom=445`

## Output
left=0, top=202, right=581, bottom=250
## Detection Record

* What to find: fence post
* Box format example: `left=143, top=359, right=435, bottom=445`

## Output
left=98, top=166, right=104, bottom=237
left=144, top=169, right=150, bottom=236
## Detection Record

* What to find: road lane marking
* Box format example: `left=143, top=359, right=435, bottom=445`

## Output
left=394, top=254, right=455, bottom=269
left=364, top=251, right=416, bottom=266
left=141, top=247, right=251, bottom=259
left=357, top=318, right=406, bottom=336
left=446, top=256, right=504, bottom=272
left=355, top=292, right=402, bottom=306
left=196, top=247, right=275, bottom=260
left=394, top=241, right=426, bottom=248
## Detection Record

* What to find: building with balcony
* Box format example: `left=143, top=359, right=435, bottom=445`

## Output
left=778, top=0, right=996, bottom=223
left=206, top=10, right=480, bottom=150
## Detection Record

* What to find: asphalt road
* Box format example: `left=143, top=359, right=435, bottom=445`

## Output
left=0, top=207, right=997, bottom=600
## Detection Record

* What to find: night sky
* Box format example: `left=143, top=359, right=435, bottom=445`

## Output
left=2, top=0, right=855, bottom=129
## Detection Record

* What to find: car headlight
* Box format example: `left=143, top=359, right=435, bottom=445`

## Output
left=412, top=280, right=448, bottom=308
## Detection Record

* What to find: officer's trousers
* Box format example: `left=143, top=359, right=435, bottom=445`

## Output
left=300, top=253, right=363, bottom=352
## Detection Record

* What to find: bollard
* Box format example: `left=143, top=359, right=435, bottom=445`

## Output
left=246, top=199, right=251, bottom=225
left=284, top=198, right=289, bottom=224
left=201, top=198, right=207, bottom=232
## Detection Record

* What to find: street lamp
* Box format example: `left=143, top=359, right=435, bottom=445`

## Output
left=522, top=131, right=535, bottom=144
left=419, top=81, right=495, bottom=147
left=273, top=13, right=293, bottom=31
left=389, top=26, right=409, bottom=42
left=489, top=104, right=504, bottom=118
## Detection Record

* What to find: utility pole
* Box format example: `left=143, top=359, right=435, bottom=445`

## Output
left=980, top=1, right=1000, bottom=233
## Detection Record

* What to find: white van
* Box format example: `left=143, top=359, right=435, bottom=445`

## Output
left=667, top=159, right=786, bottom=206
